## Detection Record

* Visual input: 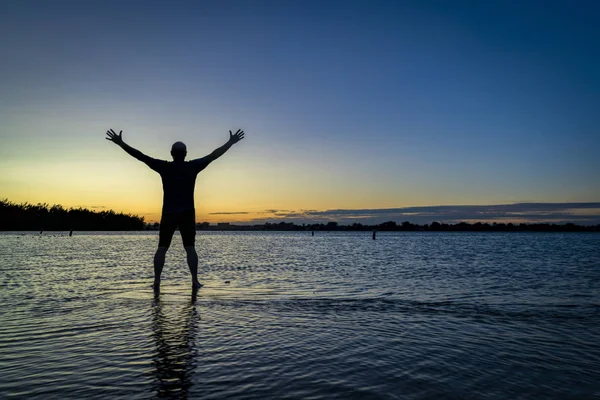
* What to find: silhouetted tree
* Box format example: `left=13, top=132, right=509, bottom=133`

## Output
left=326, top=221, right=338, bottom=230
left=0, top=199, right=144, bottom=231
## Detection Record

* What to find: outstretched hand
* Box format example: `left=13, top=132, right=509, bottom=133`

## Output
left=229, top=129, right=245, bottom=144
left=105, top=129, right=123, bottom=145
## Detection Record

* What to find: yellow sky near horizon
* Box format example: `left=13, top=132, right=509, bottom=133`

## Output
left=1, top=107, right=598, bottom=224
left=2, top=135, right=599, bottom=224
left=3, top=162, right=599, bottom=224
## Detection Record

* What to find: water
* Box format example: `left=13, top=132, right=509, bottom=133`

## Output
left=1, top=231, right=599, bottom=399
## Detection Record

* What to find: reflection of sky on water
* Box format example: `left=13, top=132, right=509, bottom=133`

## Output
left=0, top=232, right=599, bottom=399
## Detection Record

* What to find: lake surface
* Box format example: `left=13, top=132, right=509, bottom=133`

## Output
left=1, top=231, right=599, bottom=399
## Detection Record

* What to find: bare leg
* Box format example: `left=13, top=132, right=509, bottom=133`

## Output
left=153, top=247, right=168, bottom=290
left=185, top=246, right=202, bottom=288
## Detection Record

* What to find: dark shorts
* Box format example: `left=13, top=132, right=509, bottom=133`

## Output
left=158, top=209, right=196, bottom=248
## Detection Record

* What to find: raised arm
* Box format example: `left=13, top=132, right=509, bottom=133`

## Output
left=204, top=129, right=245, bottom=163
left=105, top=129, right=162, bottom=169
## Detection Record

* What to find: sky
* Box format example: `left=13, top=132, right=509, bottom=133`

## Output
left=1, top=0, right=599, bottom=224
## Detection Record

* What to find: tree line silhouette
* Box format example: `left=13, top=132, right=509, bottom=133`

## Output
left=194, top=220, right=599, bottom=232
left=2, top=199, right=597, bottom=232
left=0, top=199, right=144, bottom=231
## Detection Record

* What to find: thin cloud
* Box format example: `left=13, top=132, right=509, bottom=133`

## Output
left=241, top=203, right=600, bottom=225
left=209, top=211, right=250, bottom=215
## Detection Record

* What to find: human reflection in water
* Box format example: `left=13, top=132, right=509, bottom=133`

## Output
left=151, top=288, right=200, bottom=398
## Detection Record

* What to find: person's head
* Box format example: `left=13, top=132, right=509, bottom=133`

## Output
left=171, top=141, right=187, bottom=161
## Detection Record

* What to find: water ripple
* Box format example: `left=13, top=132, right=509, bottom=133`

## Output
left=1, top=231, right=599, bottom=399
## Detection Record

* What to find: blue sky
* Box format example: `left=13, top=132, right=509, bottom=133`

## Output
left=0, top=0, right=598, bottom=223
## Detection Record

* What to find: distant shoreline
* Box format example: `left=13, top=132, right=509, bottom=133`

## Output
left=2, top=199, right=598, bottom=232
left=3, top=225, right=599, bottom=233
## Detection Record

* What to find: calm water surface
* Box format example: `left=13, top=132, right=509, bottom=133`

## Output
left=1, top=231, right=599, bottom=399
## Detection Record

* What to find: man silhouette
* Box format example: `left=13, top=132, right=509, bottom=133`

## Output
left=105, top=128, right=245, bottom=290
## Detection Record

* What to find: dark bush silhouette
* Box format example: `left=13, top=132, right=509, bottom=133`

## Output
left=0, top=199, right=145, bottom=231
